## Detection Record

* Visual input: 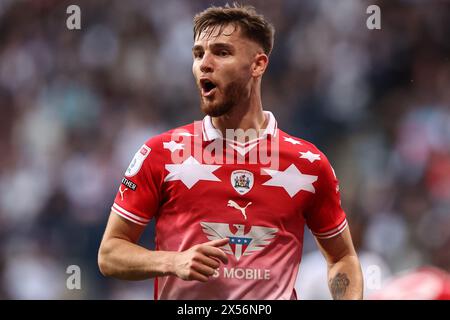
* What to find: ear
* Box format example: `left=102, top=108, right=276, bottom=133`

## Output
left=251, top=53, right=269, bottom=77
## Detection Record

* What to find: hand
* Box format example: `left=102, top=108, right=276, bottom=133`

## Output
left=171, top=238, right=229, bottom=282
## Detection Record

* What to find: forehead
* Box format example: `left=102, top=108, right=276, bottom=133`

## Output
left=194, top=23, right=248, bottom=47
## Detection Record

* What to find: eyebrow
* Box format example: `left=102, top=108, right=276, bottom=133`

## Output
left=192, top=42, right=235, bottom=53
left=192, top=45, right=203, bottom=53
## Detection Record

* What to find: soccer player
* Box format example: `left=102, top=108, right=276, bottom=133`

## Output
left=98, top=4, right=363, bottom=300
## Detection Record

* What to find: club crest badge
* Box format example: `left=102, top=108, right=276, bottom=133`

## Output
left=231, top=170, right=254, bottom=195
left=125, top=144, right=151, bottom=177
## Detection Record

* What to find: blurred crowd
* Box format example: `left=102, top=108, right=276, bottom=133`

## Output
left=0, top=0, right=449, bottom=299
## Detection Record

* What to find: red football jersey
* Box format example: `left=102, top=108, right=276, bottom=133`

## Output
left=111, top=111, right=347, bottom=300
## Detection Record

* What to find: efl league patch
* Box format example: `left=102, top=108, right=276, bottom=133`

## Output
left=231, top=170, right=254, bottom=195
left=125, top=144, right=151, bottom=177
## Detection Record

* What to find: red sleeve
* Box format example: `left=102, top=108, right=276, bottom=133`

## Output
left=304, top=151, right=347, bottom=239
left=111, top=140, right=163, bottom=226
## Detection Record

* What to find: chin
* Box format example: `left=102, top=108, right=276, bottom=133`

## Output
left=201, top=100, right=233, bottom=117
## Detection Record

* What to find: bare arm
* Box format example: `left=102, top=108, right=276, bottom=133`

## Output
left=98, top=211, right=229, bottom=281
left=315, top=227, right=363, bottom=300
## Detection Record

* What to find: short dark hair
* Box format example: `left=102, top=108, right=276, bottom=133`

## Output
left=193, top=3, right=275, bottom=56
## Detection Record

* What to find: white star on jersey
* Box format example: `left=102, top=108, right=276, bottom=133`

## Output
left=262, top=164, right=318, bottom=197
left=299, top=151, right=321, bottom=163
left=165, top=156, right=221, bottom=189
left=176, top=132, right=197, bottom=137
left=284, top=137, right=302, bottom=145
left=163, top=141, right=185, bottom=152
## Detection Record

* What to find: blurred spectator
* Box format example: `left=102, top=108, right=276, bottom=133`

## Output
left=296, top=212, right=392, bottom=299
left=369, top=267, right=450, bottom=300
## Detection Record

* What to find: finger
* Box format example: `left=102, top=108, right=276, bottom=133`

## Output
left=203, top=238, right=229, bottom=247
left=196, top=254, right=221, bottom=269
left=192, top=261, right=216, bottom=277
left=188, top=269, right=210, bottom=282
left=200, top=246, right=229, bottom=264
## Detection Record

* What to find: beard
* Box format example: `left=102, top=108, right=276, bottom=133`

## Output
left=200, top=80, right=248, bottom=117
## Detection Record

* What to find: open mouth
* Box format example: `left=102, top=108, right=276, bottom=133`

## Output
left=200, top=79, right=217, bottom=96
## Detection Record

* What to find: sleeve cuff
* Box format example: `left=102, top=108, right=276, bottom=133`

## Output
left=111, top=203, right=150, bottom=226
left=311, top=218, right=348, bottom=239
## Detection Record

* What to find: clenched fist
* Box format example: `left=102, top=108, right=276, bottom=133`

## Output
left=171, top=238, right=229, bottom=282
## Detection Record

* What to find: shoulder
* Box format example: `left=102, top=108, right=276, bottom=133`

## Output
left=278, top=130, right=330, bottom=163
left=124, top=122, right=196, bottom=175
left=142, top=122, right=197, bottom=151
left=278, top=130, right=337, bottom=181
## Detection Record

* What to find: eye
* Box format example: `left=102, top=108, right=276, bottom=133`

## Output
left=193, top=51, right=204, bottom=59
left=219, top=50, right=229, bottom=57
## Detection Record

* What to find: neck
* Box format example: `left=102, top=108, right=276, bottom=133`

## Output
left=211, top=85, right=266, bottom=141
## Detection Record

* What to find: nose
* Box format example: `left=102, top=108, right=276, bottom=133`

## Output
left=200, top=52, right=214, bottom=73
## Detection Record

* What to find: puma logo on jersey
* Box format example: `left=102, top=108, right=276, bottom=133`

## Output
left=227, top=200, right=252, bottom=220
left=119, top=186, right=128, bottom=201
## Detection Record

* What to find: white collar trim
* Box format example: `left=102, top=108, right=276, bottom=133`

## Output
left=202, top=110, right=278, bottom=143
